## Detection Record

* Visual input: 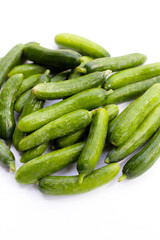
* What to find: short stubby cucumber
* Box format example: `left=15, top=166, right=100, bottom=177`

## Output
left=77, top=108, right=109, bottom=183
left=0, top=44, right=24, bottom=88
left=32, top=70, right=111, bottom=100
left=103, top=104, right=119, bottom=121
left=18, top=88, right=110, bottom=132
left=0, top=139, right=15, bottom=172
left=38, top=163, right=120, bottom=195
left=16, top=142, right=85, bottom=184
left=119, top=128, right=160, bottom=181
left=14, top=89, right=32, bottom=113
left=18, top=109, right=93, bottom=151
left=55, top=33, right=110, bottom=58
left=50, top=70, right=71, bottom=82
left=0, top=74, right=23, bottom=139
left=110, top=83, right=160, bottom=146
left=104, top=62, right=160, bottom=90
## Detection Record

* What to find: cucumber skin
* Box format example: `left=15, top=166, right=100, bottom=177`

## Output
left=14, top=89, right=32, bottom=113
left=104, top=62, right=160, bottom=90
left=16, top=142, right=85, bottom=184
left=24, top=42, right=81, bottom=71
left=104, top=104, right=119, bottom=121
left=110, top=83, right=160, bottom=146
left=122, top=128, right=160, bottom=179
left=38, top=163, right=120, bottom=195
left=85, top=53, right=147, bottom=73
left=50, top=70, right=71, bottom=82
left=0, top=74, right=23, bottom=140
left=77, top=108, right=109, bottom=179
left=55, top=33, right=110, bottom=58
left=106, top=102, right=160, bottom=163
left=0, top=44, right=24, bottom=88
left=18, top=88, right=109, bottom=133
left=18, top=109, right=93, bottom=151
left=0, top=139, right=15, bottom=171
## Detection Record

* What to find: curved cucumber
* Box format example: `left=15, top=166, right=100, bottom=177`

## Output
left=18, top=88, right=109, bottom=132
left=16, top=142, right=85, bottom=184
left=50, top=70, right=71, bottom=82
left=0, top=44, right=24, bottom=88
left=38, top=163, right=120, bottom=195
left=104, top=62, right=160, bottom=90
left=0, top=139, right=15, bottom=172
left=14, top=89, right=32, bottom=113
left=77, top=108, right=109, bottom=183
left=103, top=104, right=119, bottom=121
left=24, top=42, right=81, bottom=71
left=110, top=83, right=160, bottom=146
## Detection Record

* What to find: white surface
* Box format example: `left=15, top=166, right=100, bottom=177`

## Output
left=1, top=1, right=160, bottom=239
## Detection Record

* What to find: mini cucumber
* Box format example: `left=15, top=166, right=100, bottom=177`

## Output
left=24, top=42, right=81, bottom=71
left=0, top=44, right=24, bottom=88
left=50, top=70, right=71, bottom=82
left=16, top=142, right=85, bottom=184
left=119, top=128, right=160, bottom=181
left=55, top=33, right=110, bottom=58
left=105, top=76, right=160, bottom=104
left=0, top=139, right=15, bottom=172
left=18, top=88, right=110, bottom=132
left=18, top=109, right=93, bottom=151
left=32, top=70, right=111, bottom=100
left=38, top=163, right=120, bottom=195
left=103, top=104, right=119, bottom=121
left=104, top=62, right=160, bottom=90
left=105, top=102, right=160, bottom=163
left=77, top=108, right=109, bottom=183
left=14, top=89, right=32, bottom=113
left=110, top=83, right=160, bottom=146
left=0, top=74, right=23, bottom=140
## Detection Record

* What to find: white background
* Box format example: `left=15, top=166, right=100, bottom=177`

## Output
left=0, top=0, right=160, bottom=239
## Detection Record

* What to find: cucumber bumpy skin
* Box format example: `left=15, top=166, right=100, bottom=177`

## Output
left=18, top=88, right=110, bottom=133
left=0, top=139, right=15, bottom=172
left=14, top=89, right=32, bottom=113
left=55, top=33, right=110, bottom=58
left=37, top=163, right=120, bottom=195
left=50, top=70, right=71, bottom=82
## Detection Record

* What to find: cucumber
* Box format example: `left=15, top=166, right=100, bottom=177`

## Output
left=16, top=142, right=85, bottom=184
left=110, top=83, right=160, bottom=146
left=18, top=88, right=110, bottom=132
left=103, top=104, right=119, bottom=121
left=119, top=128, right=160, bottom=181
left=105, top=102, right=160, bottom=163
left=0, top=44, right=24, bottom=88
left=0, top=139, right=15, bottom=172
left=50, top=70, right=71, bottom=82
left=104, top=62, right=160, bottom=90
left=55, top=33, right=110, bottom=58
left=38, top=163, right=120, bottom=195
left=77, top=108, right=109, bottom=183
left=14, top=89, right=32, bottom=113
left=32, top=70, right=111, bottom=100
left=24, top=42, right=81, bottom=71
left=0, top=74, right=23, bottom=139
left=18, top=109, right=93, bottom=151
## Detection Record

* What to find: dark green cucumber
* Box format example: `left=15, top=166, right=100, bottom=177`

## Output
left=50, top=70, right=71, bottom=82
left=106, top=102, right=160, bottom=163
left=55, top=33, right=110, bottom=58
left=38, top=163, right=120, bottom=195
left=119, top=128, right=160, bottom=181
left=110, top=84, right=160, bottom=146
left=0, top=44, right=24, bottom=88
left=32, top=70, right=111, bottom=100
left=0, top=74, right=23, bottom=139
left=16, top=142, right=85, bottom=184
left=105, top=76, right=160, bottom=104
left=0, top=139, right=15, bottom=172
left=77, top=108, right=109, bottom=183
left=18, top=109, right=93, bottom=151
left=18, top=88, right=110, bottom=132
left=103, top=104, right=119, bottom=121
left=24, top=42, right=81, bottom=71
left=104, top=63, right=160, bottom=90
left=14, top=89, right=32, bottom=113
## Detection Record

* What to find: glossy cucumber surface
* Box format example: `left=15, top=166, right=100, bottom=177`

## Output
left=14, top=89, right=32, bottom=113
left=0, top=139, right=15, bottom=171
left=103, top=104, right=119, bottom=121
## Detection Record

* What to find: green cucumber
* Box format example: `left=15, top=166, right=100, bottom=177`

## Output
left=103, top=104, right=119, bottom=121
left=14, top=89, right=32, bottom=113
left=77, top=108, right=109, bottom=183
left=0, top=139, right=15, bottom=172
left=55, top=33, right=110, bottom=58
left=32, top=70, right=111, bottom=100
left=24, top=42, right=81, bottom=71
left=18, top=88, right=110, bottom=132
left=104, top=63, right=160, bottom=90
left=50, top=70, right=71, bottom=82
left=0, top=74, right=23, bottom=139
left=0, top=44, right=24, bottom=88
left=110, top=83, right=160, bottom=146
left=119, top=128, right=160, bottom=181
left=38, top=163, right=120, bottom=195
left=16, top=142, right=85, bottom=184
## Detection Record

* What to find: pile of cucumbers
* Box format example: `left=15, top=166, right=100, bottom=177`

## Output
left=1, top=33, right=160, bottom=195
